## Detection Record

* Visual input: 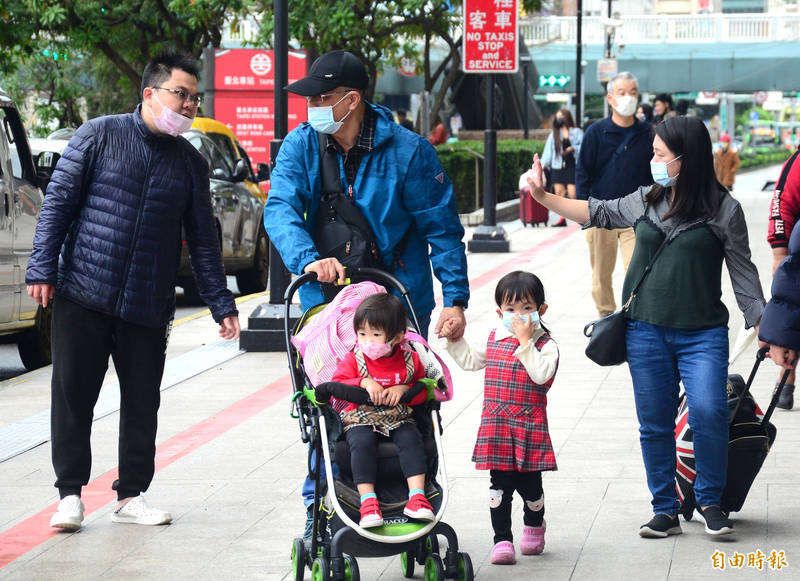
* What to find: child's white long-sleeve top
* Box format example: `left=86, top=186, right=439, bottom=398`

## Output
left=444, top=324, right=559, bottom=385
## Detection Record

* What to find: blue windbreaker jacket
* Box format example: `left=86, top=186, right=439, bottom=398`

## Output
left=264, top=103, right=469, bottom=316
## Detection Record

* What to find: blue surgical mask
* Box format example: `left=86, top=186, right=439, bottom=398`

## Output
left=650, top=155, right=682, bottom=187
left=307, top=93, right=352, bottom=135
left=502, top=311, right=540, bottom=331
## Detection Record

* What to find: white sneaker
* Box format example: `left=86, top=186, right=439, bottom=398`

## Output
left=50, top=495, right=84, bottom=531
left=111, top=494, right=172, bottom=525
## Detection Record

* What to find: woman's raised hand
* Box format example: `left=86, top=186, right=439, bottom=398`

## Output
left=526, top=154, right=547, bottom=201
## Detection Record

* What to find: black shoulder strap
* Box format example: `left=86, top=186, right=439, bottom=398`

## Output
left=775, top=149, right=800, bottom=194
left=622, top=206, right=677, bottom=311
left=318, top=132, right=344, bottom=197
left=594, top=126, right=640, bottom=186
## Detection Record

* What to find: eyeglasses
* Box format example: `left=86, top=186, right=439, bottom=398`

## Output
left=304, top=91, right=351, bottom=105
left=152, top=87, right=202, bottom=107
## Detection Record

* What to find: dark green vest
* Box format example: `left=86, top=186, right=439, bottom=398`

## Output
left=622, top=219, right=728, bottom=329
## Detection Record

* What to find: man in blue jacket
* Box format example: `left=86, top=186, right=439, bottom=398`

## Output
left=26, top=52, right=240, bottom=532
left=264, top=50, right=469, bottom=540
left=265, top=50, right=469, bottom=337
left=576, top=72, right=653, bottom=317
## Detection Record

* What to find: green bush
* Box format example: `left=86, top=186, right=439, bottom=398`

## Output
left=435, top=140, right=545, bottom=213
left=739, top=149, right=792, bottom=171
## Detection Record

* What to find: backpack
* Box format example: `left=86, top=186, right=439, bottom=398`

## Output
left=314, top=133, right=381, bottom=273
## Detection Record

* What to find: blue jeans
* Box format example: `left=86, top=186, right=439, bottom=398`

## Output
left=626, top=320, right=729, bottom=515
left=302, top=312, right=431, bottom=507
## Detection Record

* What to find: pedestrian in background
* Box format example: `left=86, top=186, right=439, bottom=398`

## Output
left=576, top=72, right=653, bottom=317
left=428, top=115, right=448, bottom=145
left=528, top=115, right=766, bottom=538
left=27, top=52, right=240, bottom=532
left=541, top=109, right=583, bottom=226
left=263, top=49, right=469, bottom=540
left=396, top=109, right=414, bottom=132
left=443, top=271, right=558, bottom=565
left=653, top=93, right=677, bottom=124
left=637, top=102, right=654, bottom=124
left=714, top=133, right=740, bottom=191
left=766, top=146, right=800, bottom=409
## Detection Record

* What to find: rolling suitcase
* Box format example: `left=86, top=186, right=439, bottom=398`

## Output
left=519, top=186, right=549, bottom=227
left=675, top=347, right=791, bottom=519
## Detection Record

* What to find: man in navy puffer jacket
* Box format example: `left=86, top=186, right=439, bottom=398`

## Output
left=26, top=52, right=240, bottom=531
left=760, top=223, right=800, bottom=373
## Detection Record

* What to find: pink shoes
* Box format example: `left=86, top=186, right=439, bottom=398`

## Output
left=520, top=520, right=546, bottom=555
left=490, top=541, right=516, bottom=564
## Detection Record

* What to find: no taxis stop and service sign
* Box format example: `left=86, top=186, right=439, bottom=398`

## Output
left=462, top=0, right=519, bottom=74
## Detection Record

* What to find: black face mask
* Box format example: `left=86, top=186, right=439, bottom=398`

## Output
left=553, top=118, right=564, bottom=129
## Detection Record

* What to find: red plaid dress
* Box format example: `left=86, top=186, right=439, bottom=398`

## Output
left=472, top=331, right=558, bottom=472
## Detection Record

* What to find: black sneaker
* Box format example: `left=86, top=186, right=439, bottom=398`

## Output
left=639, top=514, right=682, bottom=538
left=775, top=384, right=794, bottom=410
left=697, top=505, right=734, bottom=535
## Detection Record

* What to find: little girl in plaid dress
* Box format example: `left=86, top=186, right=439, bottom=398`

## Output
left=443, top=271, right=558, bottom=565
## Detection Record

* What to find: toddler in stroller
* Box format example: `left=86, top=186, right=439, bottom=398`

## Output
left=285, top=268, right=473, bottom=581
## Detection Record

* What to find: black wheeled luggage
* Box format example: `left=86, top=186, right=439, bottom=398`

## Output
left=675, top=347, right=790, bottom=519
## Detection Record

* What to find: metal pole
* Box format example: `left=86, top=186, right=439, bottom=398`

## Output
left=268, top=0, right=289, bottom=305
left=483, top=74, right=497, bottom=227
left=575, top=0, right=583, bottom=125
left=523, top=62, right=529, bottom=139
left=202, top=46, right=215, bottom=119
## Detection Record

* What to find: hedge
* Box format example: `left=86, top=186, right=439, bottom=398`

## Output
left=738, top=149, right=792, bottom=171
left=435, top=140, right=544, bottom=213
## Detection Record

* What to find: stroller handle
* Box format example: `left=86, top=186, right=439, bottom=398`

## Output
left=282, top=267, right=421, bottom=333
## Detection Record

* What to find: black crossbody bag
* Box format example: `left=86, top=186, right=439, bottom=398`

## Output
left=583, top=220, right=675, bottom=366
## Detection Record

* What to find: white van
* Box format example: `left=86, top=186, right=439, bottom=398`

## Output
left=0, top=89, right=57, bottom=369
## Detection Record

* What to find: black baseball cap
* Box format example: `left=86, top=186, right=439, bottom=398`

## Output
left=285, top=50, right=369, bottom=96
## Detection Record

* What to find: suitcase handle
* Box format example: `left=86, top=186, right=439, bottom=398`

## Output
left=728, top=347, right=768, bottom=427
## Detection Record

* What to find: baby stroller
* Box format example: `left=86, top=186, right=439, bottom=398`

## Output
left=283, top=267, right=473, bottom=581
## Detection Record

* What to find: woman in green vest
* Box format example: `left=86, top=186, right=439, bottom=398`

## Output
left=524, top=115, right=766, bottom=539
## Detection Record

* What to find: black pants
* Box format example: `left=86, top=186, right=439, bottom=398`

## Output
left=490, top=470, right=545, bottom=543
left=345, top=423, right=427, bottom=485
left=51, top=297, right=170, bottom=501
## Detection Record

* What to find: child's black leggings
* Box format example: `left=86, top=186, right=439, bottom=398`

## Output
left=489, top=469, right=545, bottom=543
left=346, top=423, right=427, bottom=485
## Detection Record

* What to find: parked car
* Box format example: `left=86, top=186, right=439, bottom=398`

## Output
left=0, top=89, right=58, bottom=370
left=179, top=128, right=268, bottom=303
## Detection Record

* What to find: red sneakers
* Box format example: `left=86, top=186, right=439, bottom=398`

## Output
left=403, top=493, right=435, bottom=521
left=359, top=496, right=384, bottom=528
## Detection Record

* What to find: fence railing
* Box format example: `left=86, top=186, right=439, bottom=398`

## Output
left=520, top=14, right=800, bottom=44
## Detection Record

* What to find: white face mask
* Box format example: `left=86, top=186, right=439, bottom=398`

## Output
left=307, top=93, right=353, bottom=135
left=612, top=95, right=638, bottom=118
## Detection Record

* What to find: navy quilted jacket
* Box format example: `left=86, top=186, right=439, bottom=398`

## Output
left=760, top=224, right=800, bottom=350
left=26, top=108, right=237, bottom=328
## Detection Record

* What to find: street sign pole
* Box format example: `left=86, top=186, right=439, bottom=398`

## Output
left=463, top=0, right=516, bottom=253
left=239, top=0, right=301, bottom=351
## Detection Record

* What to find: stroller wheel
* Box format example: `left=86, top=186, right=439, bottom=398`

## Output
left=424, top=554, right=445, bottom=581
left=455, top=552, right=474, bottom=581
left=426, top=534, right=440, bottom=556
left=343, top=554, right=360, bottom=581
left=291, top=538, right=306, bottom=581
left=312, top=556, right=330, bottom=581
left=400, top=551, right=415, bottom=578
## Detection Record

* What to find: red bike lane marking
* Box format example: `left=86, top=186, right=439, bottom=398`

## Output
left=0, top=224, right=578, bottom=569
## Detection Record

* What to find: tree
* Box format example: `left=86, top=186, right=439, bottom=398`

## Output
left=252, top=0, right=543, bottom=128
left=1, top=0, right=254, bottom=124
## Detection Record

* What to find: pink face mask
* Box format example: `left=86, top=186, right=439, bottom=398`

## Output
left=359, top=340, right=394, bottom=360
left=147, top=92, right=194, bottom=136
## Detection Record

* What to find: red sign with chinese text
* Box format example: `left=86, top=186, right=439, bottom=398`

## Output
left=462, top=0, right=519, bottom=73
left=212, top=49, right=308, bottom=165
